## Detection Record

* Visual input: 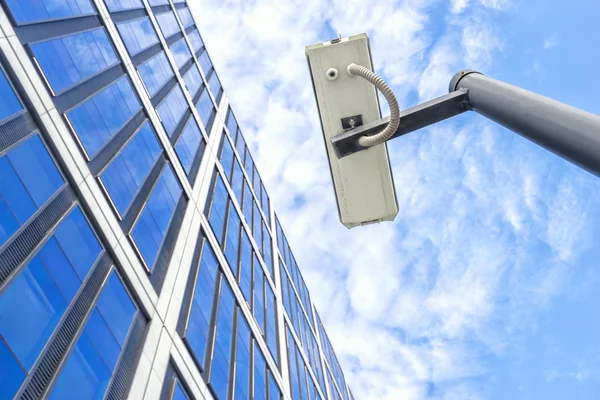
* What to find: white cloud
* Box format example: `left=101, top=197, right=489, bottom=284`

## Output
left=451, top=0, right=471, bottom=14
left=187, top=1, right=598, bottom=399
left=544, top=33, right=560, bottom=49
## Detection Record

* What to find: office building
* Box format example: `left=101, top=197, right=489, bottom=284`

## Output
left=0, top=0, right=354, bottom=399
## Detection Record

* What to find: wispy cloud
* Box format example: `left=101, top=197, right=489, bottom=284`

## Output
left=544, top=33, right=560, bottom=49
left=188, top=1, right=600, bottom=399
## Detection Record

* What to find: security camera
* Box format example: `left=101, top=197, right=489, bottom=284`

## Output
left=326, top=68, right=339, bottom=80
left=305, top=34, right=399, bottom=228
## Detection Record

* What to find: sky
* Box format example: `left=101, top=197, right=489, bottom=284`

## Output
left=187, top=1, right=600, bottom=399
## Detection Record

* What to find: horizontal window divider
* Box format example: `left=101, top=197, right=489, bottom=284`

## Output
left=15, top=14, right=102, bottom=44
left=173, top=2, right=188, bottom=10
left=55, top=63, right=126, bottom=113
left=151, top=5, right=172, bottom=14
left=105, top=312, right=148, bottom=399
left=169, top=109, right=192, bottom=146
left=151, top=76, right=178, bottom=108
left=0, top=111, right=37, bottom=155
left=194, top=47, right=206, bottom=60
left=206, top=68, right=215, bottom=83
left=165, top=31, right=184, bottom=47
left=184, top=25, right=195, bottom=35
left=192, top=85, right=203, bottom=105
left=179, top=58, right=194, bottom=77
left=17, top=253, right=113, bottom=399
left=149, top=195, right=188, bottom=292
left=188, top=86, right=201, bottom=105
left=120, top=155, right=167, bottom=234
left=204, top=110, right=216, bottom=134
left=131, top=42, right=163, bottom=67
left=0, top=184, right=76, bottom=292
left=214, top=90, right=223, bottom=107
left=89, top=110, right=147, bottom=176
left=110, top=8, right=148, bottom=24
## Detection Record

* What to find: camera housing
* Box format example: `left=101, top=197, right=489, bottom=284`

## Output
left=306, top=33, right=398, bottom=228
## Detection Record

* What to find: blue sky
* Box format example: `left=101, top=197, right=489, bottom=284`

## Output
left=189, top=0, right=600, bottom=398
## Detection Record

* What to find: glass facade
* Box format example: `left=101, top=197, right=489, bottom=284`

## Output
left=0, top=1, right=354, bottom=400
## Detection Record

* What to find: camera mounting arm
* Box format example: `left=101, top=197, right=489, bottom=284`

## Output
left=332, top=70, right=600, bottom=178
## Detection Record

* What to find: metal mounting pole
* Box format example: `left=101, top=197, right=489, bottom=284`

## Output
left=333, top=69, right=600, bottom=177
left=451, top=70, right=600, bottom=177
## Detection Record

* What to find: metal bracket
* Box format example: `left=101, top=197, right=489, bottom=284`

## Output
left=331, top=88, right=471, bottom=158
left=341, top=114, right=363, bottom=130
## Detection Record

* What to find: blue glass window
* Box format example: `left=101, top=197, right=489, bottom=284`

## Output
left=187, top=31, right=204, bottom=53
left=242, top=181, right=253, bottom=226
left=226, top=110, right=237, bottom=136
left=244, top=151, right=254, bottom=181
left=49, top=272, right=136, bottom=400
left=147, top=0, right=168, bottom=4
left=279, top=264, right=292, bottom=327
left=175, top=117, right=204, bottom=175
left=253, top=167, right=262, bottom=202
left=0, top=337, right=25, bottom=400
left=209, top=279, right=235, bottom=400
left=208, top=73, right=222, bottom=101
left=296, top=352, right=309, bottom=400
left=265, top=284, right=278, bottom=363
left=0, top=69, right=22, bottom=122
left=67, top=76, right=140, bottom=157
left=4, top=133, right=63, bottom=209
left=32, top=28, right=118, bottom=93
left=208, top=173, right=228, bottom=245
left=173, top=382, right=190, bottom=400
left=231, top=160, right=244, bottom=201
left=224, top=203, right=240, bottom=276
left=326, top=368, right=341, bottom=400
left=269, top=372, right=281, bottom=400
left=0, top=206, right=100, bottom=399
left=170, top=37, right=192, bottom=70
left=183, top=65, right=203, bottom=99
left=5, top=0, right=94, bottom=24
left=117, top=17, right=159, bottom=56
left=234, top=313, right=250, bottom=400
left=253, top=257, right=265, bottom=334
left=263, top=225, right=273, bottom=276
left=100, top=122, right=162, bottom=216
left=156, top=11, right=180, bottom=40
left=275, top=218, right=284, bottom=256
left=131, top=164, right=182, bottom=270
left=254, top=343, right=267, bottom=400
left=177, top=8, right=194, bottom=28
left=138, top=52, right=173, bottom=98
left=198, top=50, right=213, bottom=77
left=219, top=133, right=234, bottom=179
left=157, top=86, right=188, bottom=137
left=52, top=206, right=103, bottom=281
left=186, top=240, right=219, bottom=368
left=234, top=130, right=246, bottom=162
left=105, top=0, right=143, bottom=11
left=253, top=201, right=263, bottom=252
left=261, top=184, right=270, bottom=224
left=0, top=134, right=64, bottom=247
left=286, top=329, right=301, bottom=400
left=196, top=88, right=215, bottom=131
left=238, top=230, right=252, bottom=303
